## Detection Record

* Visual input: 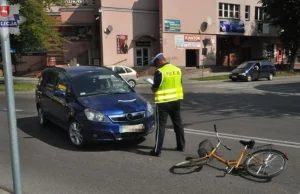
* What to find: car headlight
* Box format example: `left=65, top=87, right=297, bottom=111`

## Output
left=84, top=109, right=109, bottom=122
left=147, top=102, right=154, bottom=116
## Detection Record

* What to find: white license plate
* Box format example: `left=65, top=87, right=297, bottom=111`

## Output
left=120, top=124, right=144, bottom=133
left=231, top=75, right=237, bottom=78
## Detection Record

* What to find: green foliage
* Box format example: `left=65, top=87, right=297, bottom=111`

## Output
left=7, top=0, right=66, bottom=63
left=260, top=0, right=300, bottom=70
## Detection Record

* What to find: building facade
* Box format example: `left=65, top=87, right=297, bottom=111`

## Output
left=15, top=0, right=294, bottom=75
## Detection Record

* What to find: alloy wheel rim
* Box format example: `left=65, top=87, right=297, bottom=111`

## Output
left=69, top=122, right=83, bottom=146
left=38, top=108, right=43, bottom=124
left=269, top=74, right=273, bottom=80
left=129, top=81, right=135, bottom=87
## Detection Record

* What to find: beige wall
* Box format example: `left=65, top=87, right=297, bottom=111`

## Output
left=162, top=0, right=218, bottom=34
left=101, top=0, right=158, bottom=10
left=101, top=10, right=159, bottom=66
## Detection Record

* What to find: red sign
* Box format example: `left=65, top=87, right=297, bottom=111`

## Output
left=0, top=6, right=10, bottom=18
left=116, top=35, right=128, bottom=54
left=184, top=35, right=201, bottom=42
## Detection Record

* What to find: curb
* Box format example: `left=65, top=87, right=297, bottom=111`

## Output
left=188, top=75, right=300, bottom=83
left=0, top=188, right=11, bottom=194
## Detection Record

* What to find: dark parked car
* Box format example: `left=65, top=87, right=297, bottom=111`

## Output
left=229, top=60, right=276, bottom=82
left=35, top=66, right=155, bottom=148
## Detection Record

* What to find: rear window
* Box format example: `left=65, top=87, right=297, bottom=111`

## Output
left=125, top=67, right=133, bottom=73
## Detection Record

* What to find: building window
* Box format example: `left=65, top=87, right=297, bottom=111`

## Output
left=255, top=7, right=267, bottom=21
left=219, top=3, right=240, bottom=19
left=245, top=5, right=250, bottom=20
left=135, top=48, right=150, bottom=66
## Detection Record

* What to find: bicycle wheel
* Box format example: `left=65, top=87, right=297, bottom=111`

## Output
left=245, top=149, right=287, bottom=179
left=173, top=157, right=208, bottom=168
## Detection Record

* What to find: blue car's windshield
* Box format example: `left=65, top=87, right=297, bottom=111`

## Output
left=237, top=62, right=254, bottom=69
left=70, top=71, right=134, bottom=97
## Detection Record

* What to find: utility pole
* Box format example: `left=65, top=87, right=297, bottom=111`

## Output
left=0, top=1, right=25, bottom=193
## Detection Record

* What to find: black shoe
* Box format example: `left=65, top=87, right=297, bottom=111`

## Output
left=175, top=147, right=185, bottom=152
left=150, top=150, right=161, bottom=157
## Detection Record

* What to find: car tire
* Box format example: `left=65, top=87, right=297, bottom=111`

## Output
left=128, top=80, right=136, bottom=88
left=246, top=75, right=252, bottom=82
left=68, top=121, right=86, bottom=149
left=268, top=73, right=274, bottom=81
left=37, top=106, right=48, bottom=126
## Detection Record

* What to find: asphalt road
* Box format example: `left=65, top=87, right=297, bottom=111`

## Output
left=1, top=77, right=300, bottom=194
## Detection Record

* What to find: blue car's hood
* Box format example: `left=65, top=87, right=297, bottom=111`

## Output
left=77, top=92, right=148, bottom=115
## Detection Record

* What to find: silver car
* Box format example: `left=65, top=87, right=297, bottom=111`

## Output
left=106, top=65, right=139, bottom=88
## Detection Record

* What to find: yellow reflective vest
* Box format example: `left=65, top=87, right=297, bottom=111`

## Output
left=154, top=64, right=183, bottom=103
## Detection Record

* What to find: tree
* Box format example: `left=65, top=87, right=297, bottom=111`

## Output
left=260, top=0, right=300, bottom=71
left=7, top=0, right=66, bottom=65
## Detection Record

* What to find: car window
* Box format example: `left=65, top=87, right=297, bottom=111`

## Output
left=114, top=66, right=126, bottom=74
left=125, top=67, right=133, bottom=73
left=56, top=73, right=69, bottom=93
left=42, top=71, right=59, bottom=91
left=237, top=62, right=254, bottom=69
left=70, top=71, right=134, bottom=97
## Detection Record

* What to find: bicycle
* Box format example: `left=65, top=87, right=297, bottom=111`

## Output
left=173, top=124, right=289, bottom=179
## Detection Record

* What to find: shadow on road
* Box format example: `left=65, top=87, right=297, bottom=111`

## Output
left=255, top=82, right=300, bottom=94
left=140, top=89, right=300, bottom=126
left=17, top=116, right=178, bottom=154
left=169, top=163, right=272, bottom=183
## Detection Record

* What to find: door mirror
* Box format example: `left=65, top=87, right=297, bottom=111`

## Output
left=54, top=90, right=66, bottom=98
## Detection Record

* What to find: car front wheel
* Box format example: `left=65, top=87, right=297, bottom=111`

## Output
left=68, top=121, right=85, bottom=148
left=246, top=75, right=252, bottom=82
left=37, top=106, right=48, bottom=126
left=128, top=80, right=136, bottom=88
left=268, top=73, right=274, bottom=81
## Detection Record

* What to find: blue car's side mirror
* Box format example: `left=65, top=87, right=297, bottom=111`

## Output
left=54, top=90, right=66, bottom=98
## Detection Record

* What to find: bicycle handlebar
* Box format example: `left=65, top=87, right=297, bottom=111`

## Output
left=213, top=124, right=231, bottom=151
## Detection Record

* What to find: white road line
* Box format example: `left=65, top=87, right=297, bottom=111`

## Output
left=168, top=128, right=300, bottom=149
left=1, top=108, right=24, bottom=112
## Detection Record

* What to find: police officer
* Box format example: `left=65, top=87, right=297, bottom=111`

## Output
left=149, top=53, right=185, bottom=157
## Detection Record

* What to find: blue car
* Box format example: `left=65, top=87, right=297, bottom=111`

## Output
left=35, top=66, right=155, bottom=148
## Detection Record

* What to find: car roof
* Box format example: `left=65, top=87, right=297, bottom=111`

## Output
left=246, top=60, right=273, bottom=63
left=43, top=66, right=112, bottom=75
left=106, top=65, right=134, bottom=69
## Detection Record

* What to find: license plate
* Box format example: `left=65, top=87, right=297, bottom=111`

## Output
left=120, top=124, right=144, bottom=133
left=231, top=75, right=237, bottom=78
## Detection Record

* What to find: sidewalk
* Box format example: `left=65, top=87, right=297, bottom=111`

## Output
left=0, top=76, right=39, bottom=84
left=0, top=72, right=230, bottom=85
left=137, top=72, right=230, bottom=84
left=0, top=188, right=11, bottom=194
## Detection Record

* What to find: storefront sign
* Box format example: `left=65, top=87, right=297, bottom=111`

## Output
left=165, top=19, right=181, bottom=32
left=136, top=41, right=151, bottom=47
left=64, top=0, right=88, bottom=5
left=175, top=35, right=201, bottom=48
left=219, top=20, right=245, bottom=33
left=116, top=35, right=128, bottom=54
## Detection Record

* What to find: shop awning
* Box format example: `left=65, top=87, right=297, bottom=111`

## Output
left=132, top=34, right=158, bottom=41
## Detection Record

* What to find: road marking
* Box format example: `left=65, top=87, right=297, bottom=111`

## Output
left=1, top=108, right=24, bottom=112
left=168, top=128, right=300, bottom=149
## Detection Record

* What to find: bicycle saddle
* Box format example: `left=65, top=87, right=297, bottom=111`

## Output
left=239, top=140, right=255, bottom=149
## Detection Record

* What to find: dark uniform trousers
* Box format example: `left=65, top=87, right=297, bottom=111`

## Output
left=154, top=100, right=185, bottom=154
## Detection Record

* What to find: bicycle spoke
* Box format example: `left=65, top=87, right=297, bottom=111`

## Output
left=246, top=149, right=287, bottom=179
